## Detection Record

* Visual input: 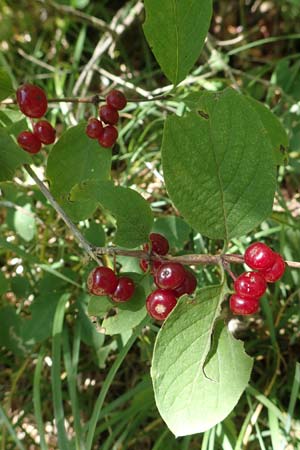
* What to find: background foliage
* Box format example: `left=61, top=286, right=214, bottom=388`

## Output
left=1, top=0, right=300, bottom=449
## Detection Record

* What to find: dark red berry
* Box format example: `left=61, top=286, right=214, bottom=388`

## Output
left=261, top=253, right=285, bottom=283
left=86, top=118, right=103, bottom=139
left=144, top=233, right=169, bottom=256
left=111, top=276, right=135, bottom=302
left=87, top=267, right=118, bottom=296
left=234, top=271, right=267, bottom=299
left=244, top=242, right=276, bottom=271
left=139, top=259, right=162, bottom=274
left=174, top=269, right=197, bottom=297
left=17, top=131, right=42, bottom=154
left=34, top=120, right=56, bottom=144
left=16, top=83, right=48, bottom=118
left=99, top=105, right=119, bottom=125
left=229, top=294, right=259, bottom=315
left=155, top=262, right=186, bottom=290
left=146, top=289, right=177, bottom=320
left=106, top=90, right=127, bottom=110
left=98, top=126, right=118, bottom=148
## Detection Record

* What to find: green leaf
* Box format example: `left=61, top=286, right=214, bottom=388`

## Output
left=46, top=123, right=112, bottom=221
left=0, top=271, right=9, bottom=296
left=101, top=283, right=147, bottom=335
left=0, top=69, right=14, bottom=101
left=0, top=127, right=30, bottom=182
left=0, top=306, right=25, bottom=356
left=143, top=0, right=212, bottom=85
left=162, top=88, right=276, bottom=240
left=245, top=97, right=289, bottom=165
left=13, top=203, right=36, bottom=241
left=88, top=295, right=114, bottom=317
left=152, top=216, right=192, bottom=250
left=71, top=180, right=153, bottom=247
left=151, top=285, right=253, bottom=436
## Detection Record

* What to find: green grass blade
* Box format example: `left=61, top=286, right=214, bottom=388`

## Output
left=0, top=404, right=26, bottom=450
left=51, top=293, right=70, bottom=450
left=33, top=347, right=48, bottom=450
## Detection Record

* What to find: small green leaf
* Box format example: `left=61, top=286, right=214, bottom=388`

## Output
left=46, top=123, right=112, bottom=221
left=101, top=284, right=147, bottom=335
left=162, top=88, right=276, bottom=240
left=0, top=306, right=25, bottom=356
left=152, top=216, right=192, bottom=250
left=245, top=96, right=289, bottom=165
left=71, top=180, right=153, bottom=248
left=88, top=295, right=114, bottom=317
left=13, top=203, right=36, bottom=242
left=0, top=127, right=30, bottom=182
left=143, top=0, right=212, bottom=85
left=83, top=222, right=106, bottom=247
left=151, top=285, right=253, bottom=437
left=0, top=69, right=14, bottom=101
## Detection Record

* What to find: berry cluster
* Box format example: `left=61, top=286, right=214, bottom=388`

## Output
left=229, top=242, right=285, bottom=315
left=85, top=90, right=127, bottom=148
left=87, top=266, right=135, bottom=303
left=140, top=233, right=197, bottom=321
left=16, top=84, right=56, bottom=154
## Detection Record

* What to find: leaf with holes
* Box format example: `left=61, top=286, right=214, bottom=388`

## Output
left=162, top=88, right=276, bottom=240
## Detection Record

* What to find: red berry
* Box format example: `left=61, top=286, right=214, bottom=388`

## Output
left=17, top=131, right=42, bottom=154
left=87, top=267, right=118, bottom=296
left=86, top=118, right=103, bottom=139
left=260, top=253, right=285, bottom=283
left=229, top=294, right=259, bottom=315
left=139, top=259, right=162, bottom=274
left=106, top=90, right=127, bottom=110
left=98, top=126, right=118, bottom=148
left=146, top=289, right=177, bottom=320
left=144, top=233, right=169, bottom=255
left=34, top=120, right=56, bottom=144
left=155, top=262, right=186, bottom=290
left=234, top=271, right=267, bottom=299
left=174, top=269, right=197, bottom=297
left=99, top=105, right=119, bottom=125
left=16, top=83, right=48, bottom=118
left=111, top=276, right=135, bottom=302
left=244, top=242, right=276, bottom=271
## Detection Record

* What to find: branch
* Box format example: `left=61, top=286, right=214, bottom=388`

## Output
left=23, top=164, right=102, bottom=266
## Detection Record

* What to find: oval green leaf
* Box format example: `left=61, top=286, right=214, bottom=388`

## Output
left=0, top=69, right=14, bottom=101
left=143, top=0, right=212, bottom=85
left=46, top=123, right=112, bottom=221
left=0, top=127, right=30, bottom=181
left=151, top=285, right=253, bottom=437
left=71, top=180, right=153, bottom=248
left=162, top=88, right=276, bottom=240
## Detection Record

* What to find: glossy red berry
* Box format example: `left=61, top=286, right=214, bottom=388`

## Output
left=17, top=131, right=42, bottom=154
left=99, top=105, right=119, bottom=125
left=144, top=233, right=169, bottom=256
left=106, top=90, right=127, bottom=110
left=261, top=253, right=286, bottom=283
left=86, top=118, right=103, bottom=139
left=34, top=120, right=56, bottom=144
left=174, top=269, right=197, bottom=297
left=87, top=267, right=118, bottom=296
left=229, top=294, right=259, bottom=315
left=155, top=262, right=186, bottom=290
left=146, top=289, right=177, bottom=320
left=244, top=242, right=276, bottom=270
left=111, top=276, right=135, bottom=302
left=139, top=259, right=162, bottom=274
left=234, top=271, right=267, bottom=299
left=98, top=126, right=118, bottom=148
left=16, top=83, right=48, bottom=118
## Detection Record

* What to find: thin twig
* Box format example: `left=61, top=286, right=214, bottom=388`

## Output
left=23, top=164, right=102, bottom=266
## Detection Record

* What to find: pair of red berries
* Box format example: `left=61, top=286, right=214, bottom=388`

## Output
left=16, top=84, right=56, bottom=154
left=87, top=266, right=135, bottom=303
left=140, top=233, right=197, bottom=321
left=85, top=90, right=127, bottom=148
left=230, top=242, right=286, bottom=315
